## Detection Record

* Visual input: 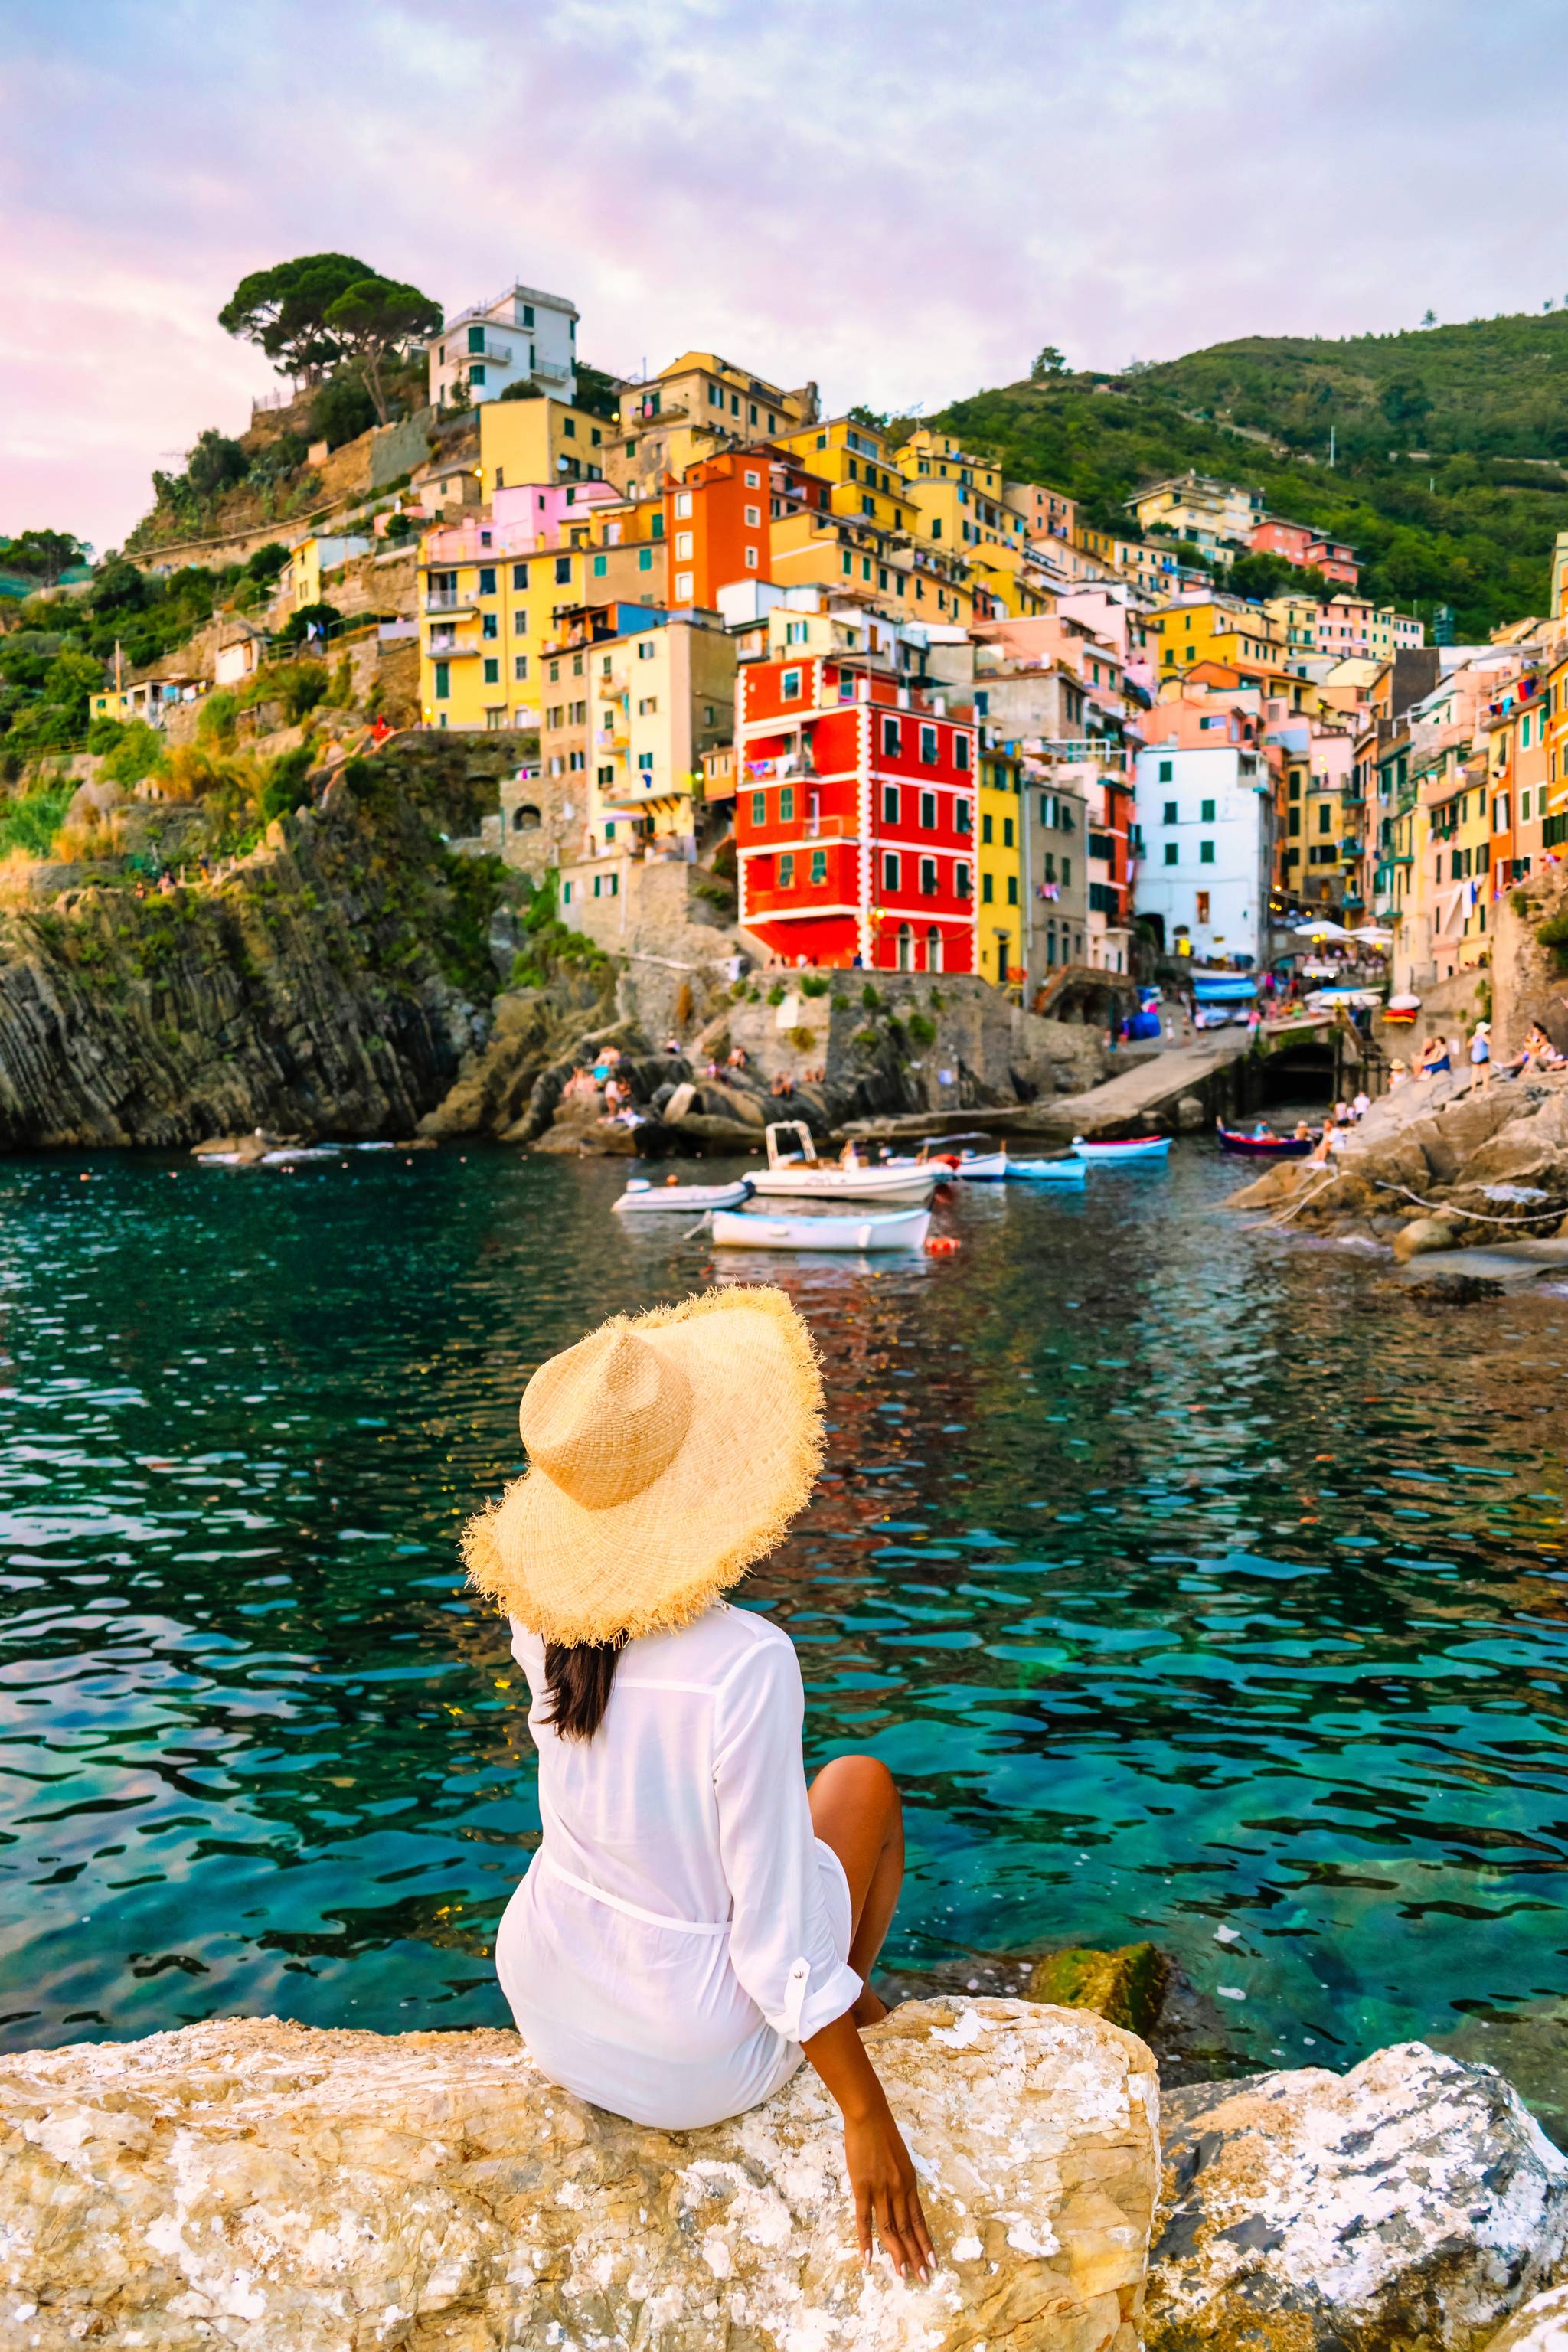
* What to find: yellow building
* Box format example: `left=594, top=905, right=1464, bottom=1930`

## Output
left=1544, top=640, right=1568, bottom=841
left=965, top=537, right=1047, bottom=619
left=774, top=416, right=921, bottom=537
left=1150, top=597, right=1290, bottom=680
left=418, top=520, right=667, bottom=731
left=1125, top=472, right=1263, bottom=560
left=479, top=395, right=613, bottom=495
left=976, top=747, right=1027, bottom=988
left=1425, top=758, right=1494, bottom=976
left=583, top=611, right=737, bottom=849
left=289, top=531, right=372, bottom=614
left=608, top=351, right=817, bottom=499
left=767, top=505, right=975, bottom=627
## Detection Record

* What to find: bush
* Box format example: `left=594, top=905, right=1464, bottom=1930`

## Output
left=861, top=982, right=881, bottom=1011
left=86, top=716, right=126, bottom=755
left=831, top=991, right=851, bottom=1011
left=310, top=374, right=377, bottom=450
left=245, top=541, right=289, bottom=585
left=799, top=972, right=829, bottom=997
left=258, top=745, right=315, bottom=825
left=185, top=429, right=249, bottom=500
left=243, top=661, right=328, bottom=724
left=198, top=691, right=239, bottom=749
left=100, top=720, right=167, bottom=788
left=274, top=599, right=343, bottom=650
left=787, top=1024, right=815, bottom=1050
left=852, top=1025, right=879, bottom=1051
left=0, top=782, right=72, bottom=858
left=710, top=837, right=737, bottom=882
left=1539, top=911, right=1568, bottom=973
left=907, top=1012, right=937, bottom=1046
left=766, top=982, right=786, bottom=1006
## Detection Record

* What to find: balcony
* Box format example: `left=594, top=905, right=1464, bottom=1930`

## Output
left=424, top=592, right=477, bottom=616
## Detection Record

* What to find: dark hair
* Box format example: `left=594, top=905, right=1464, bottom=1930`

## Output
left=542, top=1639, right=624, bottom=1740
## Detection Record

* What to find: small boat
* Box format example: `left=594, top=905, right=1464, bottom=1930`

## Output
left=750, top=1121, right=939, bottom=1205
left=710, top=1207, right=932, bottom=1253
left=885, top=1132, right=1008, bottom=1181
left=613, top=1177, right=754, bottom=1216
left=1216, top=1127, right=1315, bottom=1159
left=1004, top=1156, right=1088, bottom=1186
left=1071, top=1135, right=1171, bottom=1165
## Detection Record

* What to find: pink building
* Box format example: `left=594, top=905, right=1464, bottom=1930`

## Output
left=1252, top=516, right=1358, bottom=588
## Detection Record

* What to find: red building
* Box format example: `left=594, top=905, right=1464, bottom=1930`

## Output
left=736, top=651, right=978, bottom=971
left=1250, top=515, right=1358, bottom=588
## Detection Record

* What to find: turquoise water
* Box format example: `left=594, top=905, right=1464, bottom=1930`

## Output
left=3, top=1146, right=1566, bottom=2101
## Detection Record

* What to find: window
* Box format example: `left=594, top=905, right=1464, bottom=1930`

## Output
left=482, top=612, right=498, bottom=640
left=638, top=638, right=655, bottom=658
left=562, top=879, right=573, bottom=904
left=955, top=799, right=971, bottom=835
left=744, top=505, right=760, bottom=527
left=750, top=792, right=766, bottom=826
left=511, top=564, right=528, bottom=592
left=466, top=325, right=485, bottom=353
left=954, top=733, right=971, bottom=771
left=1318, top=803, right=1331, bottom=833
left=636, top=750, right=653, bottom=773
left=955, top=861, right=972, bottom=899
left=744, top=546, right=759, bottom=569
left=554, top=556, right=572, bottom=584
left=1060, top=858, right=1070, bottom=887
left=1158, top=758, right=1173, bottom=783
left=920, top=858, right=938, bottom=895
left=745, top=469, right=760, bottom=488
left=881, top=782, right=900, bottom=823
left=778, top=852, right=795, bottom=886
left=592, top=554, right=607, bottom=577
left=639, top=547, right=654, bottom=571
left=513, top=655, right=528, bottom=681
left=597, top=764, right=613, bottom=786
left=1164, top=842, right=1178, bottom=865
left=512, top=609, right=528, bottom=635
left=434, top=661, right=450, bottom=701
left=1200, top=797, right=1215, bottom=822
left=809, top=848, right=827, bottom=884
left=1002, top=816, right=1014, bottom=848
left=1196, top=890, right=1210, bottom=923
left=479, top=566, right=496, bottom=595
left=483, top=658, right=499, bottom=684
left=675, top=531, right=694, bottom=560
left=569, top=749, right=586, bottom=772
left=1200, top=839, right=1214, bottom=864
left=881, top=715, right=901, bottom=757
left=674, top=490, right=693, bottom=518
left=919, top=724, right=938, bottom=763
left=637, top=697, right=658, bottom=716
left=883, top=851, right=900, bottom=890
left=780, top=786, right=795, bottom=822
left=982, top=812, right=994, bottom=845
left=982, top=872, right=994, bottom=903
left=469, top=365, right=486, bottom=387
left=1007, top=875, right=1018, bottom=906
left=675, top=573, right=694, bottom=601
left=919, top=791, right=937, bottom=829
left=781, top=668, right=802, bottom=700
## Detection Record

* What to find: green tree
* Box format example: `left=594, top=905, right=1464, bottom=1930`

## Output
left=274, top=599, right=343, bottom=649
left=1, top=528, right=89, bottom=584
left=310, top=374, right=377, bottom=449
left=185, top=429, right=249, bottom=499
left=322, top=277, right=443, bottom=423
left=219, top=253, right=374, bottom=380
left=89, top=556, right=150, bottom=616
left=1031, top=345, right=1068, bottom=380
left=572, top=362, right=622, bottom=421
left=1380, top=378, right=1432, bottom=432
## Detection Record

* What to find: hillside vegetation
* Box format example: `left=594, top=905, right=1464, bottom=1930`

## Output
left=932, top=309, right=1568, bottom=638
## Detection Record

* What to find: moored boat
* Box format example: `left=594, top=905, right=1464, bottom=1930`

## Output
left=750, top=1121, right=939, bottom=1205
left=1215, top=1127, right=1315, bottom=1159
left=885, top=1133, right=1008, bottom=1181
left=1071, top=1135, right=1171, bottom=1165
left=1004, top=1156, right=1088, bottom=1186
left=710, top=1207, right=932, bottom=1252
left=612, top=1177, right=755, bottom=1215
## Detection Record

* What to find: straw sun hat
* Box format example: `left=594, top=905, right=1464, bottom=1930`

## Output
left=461, top=1286, right=824, bottom=1647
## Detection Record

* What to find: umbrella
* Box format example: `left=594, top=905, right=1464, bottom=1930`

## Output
left=1350, top=926, right=1393, bottom=946
left=1292, top=918, right=1351, bottom=940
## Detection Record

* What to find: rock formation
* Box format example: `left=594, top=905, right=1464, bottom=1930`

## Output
left=1147, top=2043, right=1568, bottom=2352
left=0, top=1999, right=1158, bottom=2352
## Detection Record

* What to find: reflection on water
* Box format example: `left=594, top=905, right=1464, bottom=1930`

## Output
left=2, top=1146, right=1566, bottom=2107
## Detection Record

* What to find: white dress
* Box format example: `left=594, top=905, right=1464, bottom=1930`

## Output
left=495, top=1602, right=863, bottom=2129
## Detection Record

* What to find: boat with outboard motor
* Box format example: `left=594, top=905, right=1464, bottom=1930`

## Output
left=1215, top=1126, right=1315, bottom=1160
left=884, top=1132, right=1008, bottom=1181
left=749, top=1121, right=940, bottom=1204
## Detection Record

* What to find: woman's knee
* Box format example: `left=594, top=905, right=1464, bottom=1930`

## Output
left=810, top=1753, right=900, bottom=1822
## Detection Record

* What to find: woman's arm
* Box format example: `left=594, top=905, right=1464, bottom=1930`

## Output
left=802, top=2011, right=933, bottom=2282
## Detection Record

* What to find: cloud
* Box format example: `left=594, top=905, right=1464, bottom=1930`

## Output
left=4, top=0, right=1568, bottom=547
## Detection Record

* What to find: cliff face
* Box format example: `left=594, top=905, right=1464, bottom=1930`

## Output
left=0, top=748, right=511, bottom=1149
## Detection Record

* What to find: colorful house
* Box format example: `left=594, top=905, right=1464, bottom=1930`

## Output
left=665, top=449, right=775, bottom=609
left=976, top=748, right=1026, bottom=988
left=1251, top=517, right=1358, bottom=587
left=427, top=282, right=579, bottom=410
left=479, top=395, right=612, bottom=493
left=735, top=650, right=978, bottom=972
left=611, top=352, right=817, bottom=500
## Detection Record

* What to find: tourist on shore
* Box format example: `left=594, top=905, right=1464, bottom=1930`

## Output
left=462, top=1292, right=932, bottom=2280
left=1388, top=1057, right=1408, bottom=1089
left=770, top=1070, right=795, bottom=1099
left=1351, top=1089, right=1370, bottom=1119
left=1468, top=1021, right=1491, bottom=1086
left=1417, top=1036, right=1451, bottom=1077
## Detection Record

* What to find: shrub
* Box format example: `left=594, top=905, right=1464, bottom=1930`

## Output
left=0, top=783, right=72, bottom=858
left=766, top=982, right=786, bottom=1006
left=197, top=691, right=239, bottom=750
left=929, top=988, right=946, bottom=1010
left=258, top=745, right=315, bottom=825
left=799, top=972, right=829, bottom=997
left=243, top=661, right=328, bottom=724
left=831, top=991, right=851, bottom=1011
left=1539, top=911, right=1568, bottom=973
left=274, top=599, right=343, bottom=651
left=907, top=1012, right=938, bottom=1046
left=86, top=717, right=126, bottom=755
left=100, top=720, right=168, bottom=788
left=324, top=658, right=355, bottom=709
left=710, top=838, right=737, bottom=882
left=851, top=1025, right=879, bottom=1051
left=861, top=982, right=881, bottom=1011
left=787, top=1024, right=815, bottom=1050
left=310, top=374, right=377, bottom=450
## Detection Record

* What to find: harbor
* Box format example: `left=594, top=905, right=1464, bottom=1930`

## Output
left=5, top=1138, right=1566, bottom=2137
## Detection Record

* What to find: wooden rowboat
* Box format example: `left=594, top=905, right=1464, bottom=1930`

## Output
left=1215, top=1128, right=1315, bottom=1159
left=710, top=1207, right=933, bottom=1253
left=1004, top=1157, right=1088, bottom=1186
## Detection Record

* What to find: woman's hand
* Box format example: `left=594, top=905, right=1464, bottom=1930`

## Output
left=843, top=2095, right=935, bottom=2282
left=802, top=2011, right=935, bottom=2282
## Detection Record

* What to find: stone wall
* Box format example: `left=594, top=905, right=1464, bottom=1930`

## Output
left=1495, top=867, right=1568, bottom=1054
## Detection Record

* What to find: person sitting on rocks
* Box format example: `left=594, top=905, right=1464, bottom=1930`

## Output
left=461, top=1292, right=933, bottom=2282
left=1388, top=1058, right=1408, bottom=1089
left=1351, top=1090, right=1370, bottom=1119
left=770, top=1070, right=795, bottom=1099
left=1417, top=1037, right=1451, bottom=1078
left=727, top=1047, right=750, bottom=1071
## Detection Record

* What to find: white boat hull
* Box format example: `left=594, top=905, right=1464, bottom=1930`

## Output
left=887, top=1150, right=1008, bottom=1181
left=613, top=1179, right=753, bottom=1215
left=750, top=1164, right=939, bottom=1205
left=1071, top=1137, right=1171, bottom=1164
left=1005, top=1158, right=1088, bottom=1185
left=711, top=1208, right=932, bottom=1253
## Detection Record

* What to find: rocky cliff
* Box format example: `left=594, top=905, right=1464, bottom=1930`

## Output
left=0, top=742, right=514, bottom=1149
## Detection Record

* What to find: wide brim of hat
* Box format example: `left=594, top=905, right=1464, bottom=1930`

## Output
left=460, top=1285, right=824, bottom=1646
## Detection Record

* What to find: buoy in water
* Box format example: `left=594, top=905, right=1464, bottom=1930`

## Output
left=926, top=1236, right=961, bottom=1255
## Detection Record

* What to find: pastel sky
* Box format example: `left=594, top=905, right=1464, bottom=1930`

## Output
left=5, top=0, right=1567, bottom=553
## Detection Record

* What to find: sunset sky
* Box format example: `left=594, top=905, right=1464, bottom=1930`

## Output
left=5, top=0, right=1568, bottom=551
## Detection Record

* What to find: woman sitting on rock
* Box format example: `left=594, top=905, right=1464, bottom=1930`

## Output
left=462, top=1291, right=933, bottom=2282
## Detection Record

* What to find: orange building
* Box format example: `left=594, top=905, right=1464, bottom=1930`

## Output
left=665, top=449, right=773, bottom=609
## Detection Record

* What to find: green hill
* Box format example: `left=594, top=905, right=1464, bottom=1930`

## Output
left=929, top=311, right=1568, bottom=639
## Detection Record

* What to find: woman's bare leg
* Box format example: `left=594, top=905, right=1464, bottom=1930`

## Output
left=808, top=1755, right=903, bottom=2027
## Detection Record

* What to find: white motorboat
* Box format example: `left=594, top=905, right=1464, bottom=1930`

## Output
left=886, top=1135, right=1008, bottom=1181
left=749, top=1122, right=939, bottom=1205
left=612, top=1177, right=754, bottom=1217
left=1071, top=1135, right=1171, bottom=1165
left=711, top=1207, right=932, bottom=1252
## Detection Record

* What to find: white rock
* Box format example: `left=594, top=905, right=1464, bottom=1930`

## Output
left=0, top=1999, right=1158, bottom=2351
left=1487, top=2282, right=1568, bottom=2352
left=1148, top=2040, right=1568, bottom=2350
